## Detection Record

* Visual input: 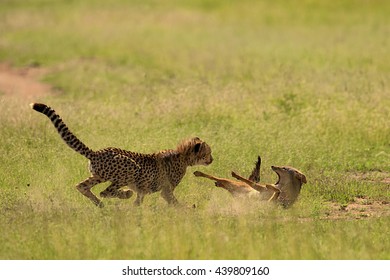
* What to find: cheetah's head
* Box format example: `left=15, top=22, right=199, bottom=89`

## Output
left=178, top=137, right=213, bottom=166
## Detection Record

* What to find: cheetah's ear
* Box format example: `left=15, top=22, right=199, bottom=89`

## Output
left=194, top=142, right=202, bottom=154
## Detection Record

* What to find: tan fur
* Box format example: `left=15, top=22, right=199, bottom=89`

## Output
left=230, top=171, right=281, bottom=201
left=194, top=157, right=306, bottom=207
left=270, top=165, right=307, bottom=207
left=31, top=103, right=213, bottom=207
left=193, top=156, right=277, bottom=200
left=233, top=165, right=307, bottom=207
left=193, top=171, right=259, bottom=197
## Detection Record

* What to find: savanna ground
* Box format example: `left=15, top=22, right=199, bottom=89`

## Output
left=0, top=0, right=389, bottom=259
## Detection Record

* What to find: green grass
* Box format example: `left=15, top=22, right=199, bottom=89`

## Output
left=0, top=0, right=389, bottom=259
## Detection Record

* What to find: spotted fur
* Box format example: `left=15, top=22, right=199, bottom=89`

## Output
left=30, top=103, right=213, bottom=207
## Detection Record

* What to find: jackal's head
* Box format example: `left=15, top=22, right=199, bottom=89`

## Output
left=271, top=166, right=307, bottom=185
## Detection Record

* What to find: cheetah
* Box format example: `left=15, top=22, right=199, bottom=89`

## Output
left=30, top=103, right=213, bottom=207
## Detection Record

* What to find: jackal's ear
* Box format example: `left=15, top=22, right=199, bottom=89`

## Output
left=295, top=172, right=307, bottom=184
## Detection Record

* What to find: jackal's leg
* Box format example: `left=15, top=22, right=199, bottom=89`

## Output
left=194, top=171, right=225, bottom=182
left=248, top=156, right=261, bottom=183
left=194, top=171, right=237, bottom=189
left=265, top=184, right=281, bottom=202
left=231, top=171, right=267, bottom=192
left=76, top=175, right=105, bottom=207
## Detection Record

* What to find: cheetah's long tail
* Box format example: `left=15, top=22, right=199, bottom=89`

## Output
left=30, top=103, right=94, bottom=159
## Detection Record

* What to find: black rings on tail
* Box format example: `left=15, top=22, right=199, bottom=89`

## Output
left=30, top=103, right=94, bottom=159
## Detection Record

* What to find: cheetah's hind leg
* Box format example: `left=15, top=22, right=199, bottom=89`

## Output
left=100, top=182, right=134, bottom=199
left=117, top=189, right=133, bottom=199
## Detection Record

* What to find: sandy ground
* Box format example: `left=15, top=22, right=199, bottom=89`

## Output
left=0, top=63, right=51, bottom=99
left=325, top=198, right=390, bottom=220
left=324, top=171, right=390, bottom=220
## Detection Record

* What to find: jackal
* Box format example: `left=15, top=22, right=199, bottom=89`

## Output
left=194, top=156, right=281, bottom=201
left=233, top=165, right=307, bottom=207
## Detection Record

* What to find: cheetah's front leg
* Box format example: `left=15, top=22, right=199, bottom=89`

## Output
left=161, top=186, right=179, bottom=205
left=134, top=192, right=145, bottom=206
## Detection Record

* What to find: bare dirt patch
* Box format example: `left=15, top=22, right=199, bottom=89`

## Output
left=322, top=171, right=390, bottom=219
left=347, top=170, right=390, bottom=184
left=324, top=197, right=390, bottom=220
left=0, top=63, right=52, bottom=99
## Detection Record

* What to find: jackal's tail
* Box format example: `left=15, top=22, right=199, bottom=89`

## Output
left=248, top=156, right=261, bottom=183
left=30, top=103, right=94, bottom=159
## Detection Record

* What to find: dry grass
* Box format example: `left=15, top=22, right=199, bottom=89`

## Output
left=0, top=0, right=389, bottom=260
